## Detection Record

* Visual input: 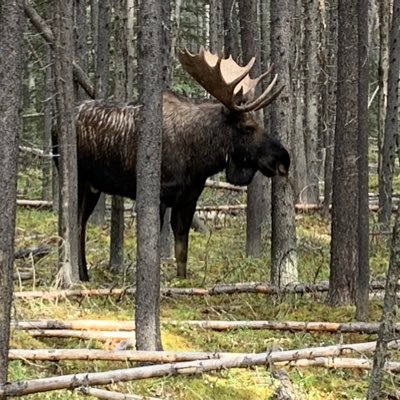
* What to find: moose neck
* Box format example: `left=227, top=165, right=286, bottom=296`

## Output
left=163, top=96, right=235, bottom=183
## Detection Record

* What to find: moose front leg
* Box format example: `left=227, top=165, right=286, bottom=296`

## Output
left=171, top=202, right=197, bottom=279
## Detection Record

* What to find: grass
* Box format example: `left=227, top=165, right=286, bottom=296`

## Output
left=9, top=197, right=399, bottom=398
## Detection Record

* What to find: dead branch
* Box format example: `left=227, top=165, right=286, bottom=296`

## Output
left=205, top=180, right=247, bottom=192
left=19, top=145, right=54, bottom=158
left=16, top=199, right=52, bottom=209
left=23, top=1, right=95, bottom=98
left=13, top=319, right=400, bottom=335
left=12, top=271, right=33, bottom=281
left=14, top=245, right=52, bottom=259
left=1, top=340, right=399, bottom=396
left=13, top=280, right=395, bottom=300
left=79, top=387, right=162, bottom=400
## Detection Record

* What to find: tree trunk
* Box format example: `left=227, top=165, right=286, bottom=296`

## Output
left=328, top=0, right=359, bottom=305
left=0, top=0, right=23, bottom=391
left=259, top=0, right=272, bottom=232
left=238, top=0, right=266, bottom=258
left=210, top=0, right=223, bottom=54
left=303, top=0, right=320, bottom=204
left=270, top=0, right=298, bottom=286
left=91, top=0, right=111, bottom=225
left=109, top=0, right=128, bottom=273
left=356, top=0, right=370, bottom=321
left=322, top=0, right=337, bottom=216
left=377, top=0, right=391, bottom=224
left=54, top=0, right=80, bottom=287
left=378, top=0, right=400, bottom=230
left=222, top=0, right=240, bottom=59
left=368, top=204, right=400, bottom=399
left=135, top=0, right=163, bottom=351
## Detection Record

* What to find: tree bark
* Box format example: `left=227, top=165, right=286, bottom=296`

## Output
left=135, top=0, right=163, bottom=351
left=54, top=0, right=80, bottom=287
left=0, top=0, right=23, bottom=392
left=270, top=0, right=298, bottom=286
left=327, top=0, right=359, bottom=305
left=209, top=0, right=223, bottom=54
left=222, top=0, right=240, bottom=59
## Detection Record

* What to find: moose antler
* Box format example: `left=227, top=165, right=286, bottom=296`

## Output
left=178, top=47, right=283, bottom=113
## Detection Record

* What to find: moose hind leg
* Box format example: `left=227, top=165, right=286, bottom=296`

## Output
left=78, top=183, right=101, bottom=281
left=171, top=203, right=197, bottom=279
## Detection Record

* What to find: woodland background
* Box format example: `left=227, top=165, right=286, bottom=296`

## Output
left=0, top=0, right=400, bottom=399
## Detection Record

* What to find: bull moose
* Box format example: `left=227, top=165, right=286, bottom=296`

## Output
left=56, top=49, right=290, bottom=281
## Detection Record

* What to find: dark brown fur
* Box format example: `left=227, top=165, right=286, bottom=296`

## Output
left=54, top=90, right=290, bottom=280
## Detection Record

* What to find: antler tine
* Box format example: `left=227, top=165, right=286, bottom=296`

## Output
left=234, top=73, right=282, bottom=112
left=178, top=48, right=255, bottom=110
left=236, top=63, right=275, bottom=100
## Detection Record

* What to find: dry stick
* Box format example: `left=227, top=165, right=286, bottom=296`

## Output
left=16, top=199, right=52, bottom=209
left=12, top=319, right=400, bottom=335
left=12, top=272, right=33, bottom=281
left=205, top=179, right=246, bottom=192
left=23, top=1, right=95, bottom=99
left=79, top=387, right=162, bottom=400
left=13, top=280, right=395, bottom=300
left=2, top=340, right=400, bottom=397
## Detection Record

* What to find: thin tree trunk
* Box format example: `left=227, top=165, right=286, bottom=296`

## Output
left=328, top=0, right=359, bottom=305
left=109, top=0, right=128, bottom=273
left=222, top=0, right=240, bottom=59
left=91, top=0, right=111, bottom=225
left=238, top=0, right=266, bottom=258
left=54, top=0, right=80, bottom=287
left=378, top=0, right=400, bottom=230
left=209, top=0, right=223, bottom=54
left=368, top=205, right=400, bottom=398
left=0, top=0, right=23, bottom=391
left=356, top=0, right=370, bottom=321
left=322, top=0, right=337, bottom=216
left=270, top=0, right=298, bottom=286
left=135, top=0, right=163, bottom=352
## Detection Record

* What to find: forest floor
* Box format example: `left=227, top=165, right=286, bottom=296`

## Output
left=9, top=201, right=400, bottom=399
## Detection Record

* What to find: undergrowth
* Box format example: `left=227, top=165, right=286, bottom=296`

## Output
left=9, top=206, right=399, bottom=399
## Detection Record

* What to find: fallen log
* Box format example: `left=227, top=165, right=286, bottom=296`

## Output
left=9, top=349, right=246, bottom=362
left=12, top=320, right=136, bottom=331
left=13, top=280, right=395, bottom=300
left=79, top=387, right=162, bottom=400
left=29, top=329, right=135, bottom=341
left=13, top=319, right=400, bottom=335
left=2, top=339, right=399, bottom=396
left=275, top=357, right=400, bottom=372
left=170, top=320, right=400, bottom=334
